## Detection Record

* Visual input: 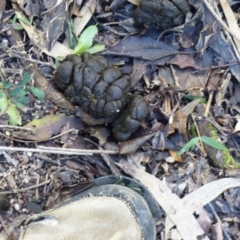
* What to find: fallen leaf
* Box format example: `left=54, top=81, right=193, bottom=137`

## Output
left=117, top=160, right=205, bottom=240
left=73, top=0, right=97, bottom=36
left=103, top=36, right=178, bottom=61
left=168, top=150, right=182, bottom=162
left=118, top=132, right=156, bottom=154
left=87, top=126, right=111, bottom=146
left=12, top=114, right=83, bottom=142
left=1, top=151, right=19, bottom=167
left=118, top=159, right=240, bottom=239
left=168, top=99, right=201, bottom=139
left=234, top=118, right=240, bottom=132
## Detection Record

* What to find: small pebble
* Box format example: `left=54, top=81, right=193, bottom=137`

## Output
left=27, top=152, right=33, bottom=157
left=1, top=38, right=8, bottom=48
left=14, top=203, right=20, bottom=211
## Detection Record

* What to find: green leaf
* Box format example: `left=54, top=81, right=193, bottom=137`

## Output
left=22, top=72, right=32, bottom=84
left=86, top=44, right=105, bottom=54
left=178, top=137, right=200, bottom=156
left=11, top=98, right=24, bottom=109
left=18, top=16, right=33, bottom=25
left=13, top=24, right=24, bottom=30
left=73, top=25, right=98, bottom=54
left=29, top=87, right=45, bottom=102
left=201, top=136, right=228, bottom=151
left=183, top=95, right=207, bottom=104
left=10, top=87, right=26, bottom=97
left=11, top=96, right=29, bottom=109
left=7, top=104, right=22, bottom=125
left=2, top=79, right=11, bottom=89
left=66, top=17, right=78, bottom=49
left=0, top=93, right=8, bottom=112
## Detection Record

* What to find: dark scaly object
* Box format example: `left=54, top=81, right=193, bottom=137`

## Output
left=54, top=53, right=149, bottom=141
left=134, top=0, right=190, bottom=30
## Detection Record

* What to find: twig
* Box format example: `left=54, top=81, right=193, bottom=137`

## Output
left=49, top=128, right=78, bottom=140
left=0, top=146, right=118, bottom=155
left=204, top=91, right=214, bottom=117
left=0, top=125, right=34, bottom=133
left=0, top=179, right=51, bottom=194
left=38, top=146, right=118, bottom=154
left=0, top=146, right=91, bottom=155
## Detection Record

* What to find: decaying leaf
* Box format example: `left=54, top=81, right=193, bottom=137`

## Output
left=41, top=0, right=68, bottom=50
left=234, top=118, right=240, bottom=132
left=73, top=0, right=97, bottom=36
left=1, top=151, right=19, bottom=167
left=168, top=99, right=201, bottom=139
left=12, top=114, right=83, bottom=142
left=87, top=126, right=111, bottom=146
left=118, top=159, right=240, bottom=240
left=103, top=36, right=178, bottom=61
left=117, top=160, right=205, bottom=240
left=119, top=132, right=156, bottom=154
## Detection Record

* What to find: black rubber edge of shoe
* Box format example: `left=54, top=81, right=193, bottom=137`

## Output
left=93, top=175, right=164, bottom=221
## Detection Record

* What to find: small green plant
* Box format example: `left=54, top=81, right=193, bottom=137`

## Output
left=177, top=136, right=227, bottom=156
left=0, top=72, right=45, bottom=125
left=73, top=25, right=105, bottom=55
left=9, top=14, right=34, bottom=30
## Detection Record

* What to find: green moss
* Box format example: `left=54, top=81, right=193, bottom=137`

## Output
left=205, top=124, right=239, bottom=168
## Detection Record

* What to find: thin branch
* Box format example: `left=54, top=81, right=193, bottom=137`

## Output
left=0, top=146, right=118, bottom=155
left=0, top=180, right=51, bottom=194
left=38, top=146, right=118, bottom=154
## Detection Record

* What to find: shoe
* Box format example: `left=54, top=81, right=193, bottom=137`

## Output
left=5, top=176, right=162, bottom=240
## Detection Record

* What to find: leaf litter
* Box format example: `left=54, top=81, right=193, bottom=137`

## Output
left=1, top=0, right=240, bottom=239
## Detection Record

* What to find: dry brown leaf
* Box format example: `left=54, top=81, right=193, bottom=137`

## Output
left=118, top=132, right=156, bottom=154
left=168, top=150, right=182, bottom=162
left=168, top=99, right=201, bottom=139
left=73, top=0, right=97, bottom=36
left=127, top=0, right=141, bottom=6
left=168, top=54, right=196, bottom=69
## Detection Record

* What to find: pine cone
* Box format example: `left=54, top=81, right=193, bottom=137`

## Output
left=55, top=53, right=149, bottom=141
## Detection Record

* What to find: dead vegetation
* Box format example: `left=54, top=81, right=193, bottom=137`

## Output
left=1, top=0, right=240, bottom=239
